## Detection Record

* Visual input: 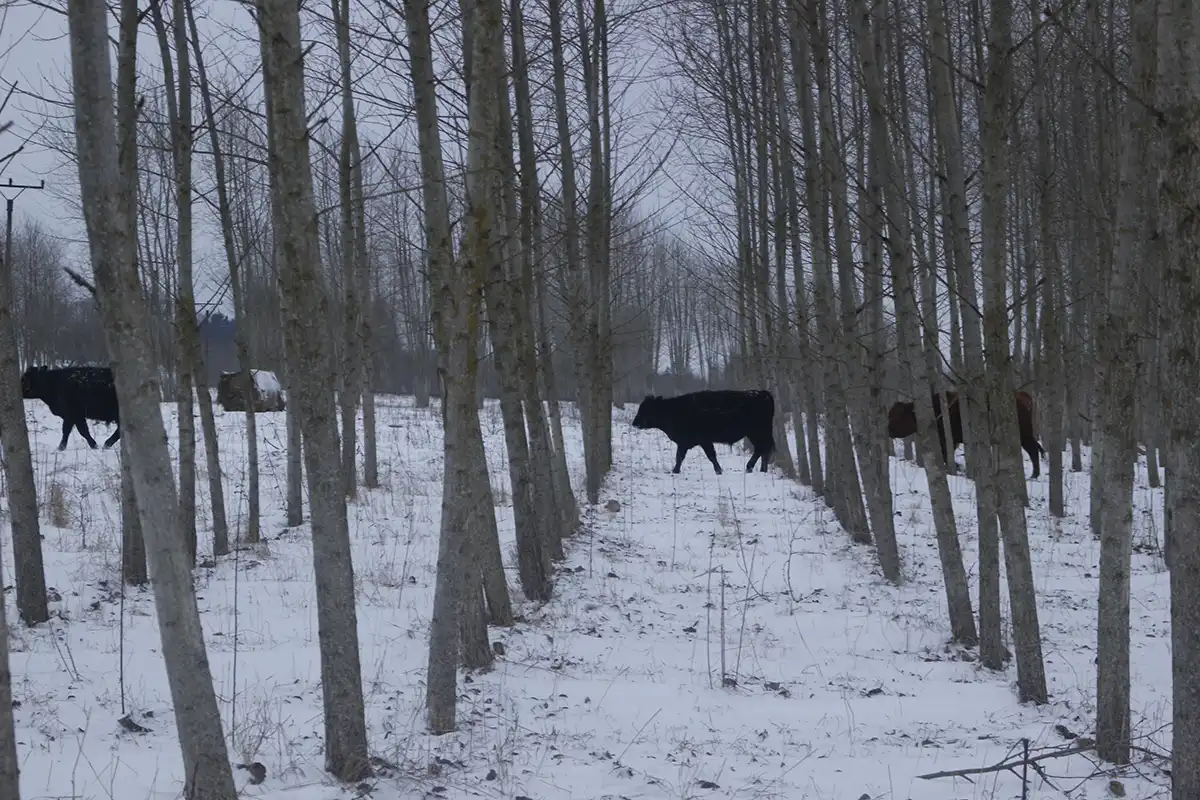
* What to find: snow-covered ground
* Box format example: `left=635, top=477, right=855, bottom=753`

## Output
left=6, top=395, right=1172, bottom=799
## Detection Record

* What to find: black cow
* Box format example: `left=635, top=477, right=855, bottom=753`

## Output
left=887, top=389, right=1046, bottom=478
left=21, top=365, right=121, bottom=451
left=632, top=389, right=776, bottom=474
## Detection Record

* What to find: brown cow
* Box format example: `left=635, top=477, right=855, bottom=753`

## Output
left=887, top=390, right=1046, bottom=478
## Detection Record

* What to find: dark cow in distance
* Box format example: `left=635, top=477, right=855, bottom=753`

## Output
left=632, top=389, right=776, bottom=474
left=887, top=390, right=1046, bottom=478
left=21, top=365, right=121, bottom=451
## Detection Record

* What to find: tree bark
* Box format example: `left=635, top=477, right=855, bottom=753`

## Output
left=333, top=0, right=364, bottom=500
left=0, top=552, right=19, bottom=798
left=258, top=0, right=371, bottom=778
left=403, top=0, right=502, bottom=731
left=1092, top=0, right=1155, bottom=763
left=853, top=0, right=974, bottom=636
left=65, top=0, right=237, bottom=792
left=1158, top=0, right=1200, bottom=793
left=980, top=0, right=1048, bottom=704
left=185, top=0, right=261, bottom=542
left=0, top=206, right=46, bottom=624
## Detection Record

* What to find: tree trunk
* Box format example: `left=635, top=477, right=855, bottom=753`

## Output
left=550, top=0, right=598, bottom=504
left=120, top=446, right=147, bottom=584
left=980, top=0, right=1048, bottom=704
left=0, top=552, right=19, bottom=799
left=258, top=0, right=371, bottom=778
left=404, top=0, right=502, bottom=732
left=151, top=0, right=229, bottom=560
left=1158, top=0, right=1200, bottom=793
left=64, top=0, right=237, bottom=792
left=1032, top=12, right=1065, bottom=519
left=0, top=203, right=46, bottom=624
left=927, top=0, right=1002, bottom=664
left=853, top=0, right=974, bottom=637
left=185, top=0, right=260, bottom=543
left=1092, top=0, right=1155, bottom=763
left=333, top=0, right=364, bottom=500
left=502, top=4, right=567, bottom=560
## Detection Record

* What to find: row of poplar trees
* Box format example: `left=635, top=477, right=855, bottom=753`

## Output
left=0, top=0, right=624, bottom=791
left=652, top=0, right=1200, bottom=792
left=0, top=0, right=1196, bottom=796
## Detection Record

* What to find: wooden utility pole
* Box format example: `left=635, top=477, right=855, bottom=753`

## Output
left=3, top=180, right=45, bottom=287
left=0, top=176, right=49, bottom=626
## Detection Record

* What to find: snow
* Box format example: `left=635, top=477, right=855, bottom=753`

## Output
left=7, top=397, right=1172, bottom=799
left=251, top=369, right=282, bottom=395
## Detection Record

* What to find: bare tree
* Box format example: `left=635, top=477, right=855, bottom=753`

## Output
left=1158, top=0, right=1200, bottom=792
left=852, top=0, right=974, bottom=638
left=186, top=0, right=262, bottom=543
left=0, top=550, right=18, bottom=799
left=403, top=0, right=500, bottom=732
left=980, top=0, right=1047, bottom=705
left=1091, top=0, right=1156, bottom=764
left=333, top=0, right=367, bottom=499
left=150, top=0, right=230, bottom=559
left=0, top=182, right=47, bottom=624
left=257, top=0, right=371, bottom=779
left=64, top=0, right=237, bottom=792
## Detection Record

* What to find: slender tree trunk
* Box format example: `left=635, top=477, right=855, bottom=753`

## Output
left=1092, top=0, right=1155, bottom=763
left=1158, top=0, right=1200, bottom=793
left=536, top=270, right=578, bottom=533
left=1032, top=12, right=1065, bottom=519
left=0, top=209, right=46, bottom=624
left=333, top=0, right=364, bottom=500
left=64, top=0, right=237, bottom=793
left=120, top=446, right=147, bottom=584
left=404, top=0, right=502, bottom=732
left=0, top=550, right=19, bottom=799
left=258, top=0, right=371, bottom=778
left=505, top=1, right=567, bottom=558
left=550, top=0, right=597, bottom=503
left=151, top=0, right=229, bottom=560
left=980, top=0, right=1048, bottom=704
left=353, top=134, right=378, bottom=492
left=853, top=0, right=974, bottom=636
left=928, top=0, right=1002, bottom=664
left=185, top=0, right=260, bottom=543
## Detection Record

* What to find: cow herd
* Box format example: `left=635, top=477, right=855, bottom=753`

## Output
left=632, top=386, right=1047, bottom=478
left=12, top=362, right=1046, bottom=482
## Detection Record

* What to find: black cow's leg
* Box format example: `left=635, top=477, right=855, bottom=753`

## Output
left=700, top=443, right=723, bottom=474
left=76, top=418, right=99, bottom=449
left=104, top=425, right=120, bottom=448
left=1025, top=440, right=1040, bottom=479
left=57, top=417, right=73, bottom=451
left=672, top=444, right=690, bottom=473
left=746, top=436, right=770, bottom=472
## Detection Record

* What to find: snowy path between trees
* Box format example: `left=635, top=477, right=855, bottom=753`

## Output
left=7, top=397, right=1172, bottom=799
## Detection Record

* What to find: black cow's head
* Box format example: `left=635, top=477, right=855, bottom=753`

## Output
left=632, top=395, right=663, bottom=430
left=20, top=366, right=52, bottom=401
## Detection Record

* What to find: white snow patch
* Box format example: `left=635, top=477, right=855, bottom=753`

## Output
left=251, top=369, right=282, bottom=395
left=8, top=396, right=1172, bottom=799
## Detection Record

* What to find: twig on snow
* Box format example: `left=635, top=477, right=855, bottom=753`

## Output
left=916, top=741, right=1093, bottom=781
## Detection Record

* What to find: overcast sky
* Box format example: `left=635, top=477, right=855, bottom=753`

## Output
left=0, top=0, right=693, bottom=321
